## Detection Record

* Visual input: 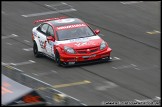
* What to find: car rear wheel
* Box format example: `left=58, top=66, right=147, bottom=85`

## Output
left=33, top=42, right=41, bottom=57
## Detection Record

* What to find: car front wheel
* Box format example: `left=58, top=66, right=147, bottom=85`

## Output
left=55, top=51, right=62, bottom=66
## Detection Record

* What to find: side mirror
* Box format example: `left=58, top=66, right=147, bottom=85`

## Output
left=94, top=29, right=100, bottom=35
left=47, top=36, right=55, bottom=42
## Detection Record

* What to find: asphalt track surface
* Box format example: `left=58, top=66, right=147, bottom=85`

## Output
left=2, top=1, right=161, bottom=105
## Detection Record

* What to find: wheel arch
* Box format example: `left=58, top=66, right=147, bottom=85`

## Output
left=33, top=39, right=43, bottom=53
left=55, top=46, right=62, bottom=54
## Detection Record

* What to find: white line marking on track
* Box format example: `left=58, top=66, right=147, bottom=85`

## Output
left=45, top=4, right=52, bottom=7
left=61, top=2, right=73, bottom=8
left=32, top=73, right=39, bottom=76
left=13, top=60, right=35, bottom=66
left=120, top=1, right=143, bottom=4
left=12, top=67, right=23, bottom=72
left=2, top=62, right=6, bottom=65
left=10, top=63, right=16, bottom=65
left=134, top=68, right=141, bottom=70
left=29, top=60, right=35, bottom=63
left=96, top=81, right=118, bottom=91
left=112, top=67, right=118, bottom=69
left=24, top=40, right=30, bottom=43
left=35, top=70, right=57, bottom=76
left=45, top=2, right=63, bottom=7
left=45, top=4, right=57, bottom=10
left=135, top=99, right=153, bottom=102
left=112, top=64, right=140, bottom=70
left=155, top=96, right=161, bottom=100
left=3, top=60, right=36, bottom=66
left=2, top=62, right=24, bottom=72
left=2, top=34, right=18, bottom=39
left=6, top=43, right=12, bottom=45
left=134, top=96, right=161, bottom=103
left=45, top=2, right=73, bottom=8
left=51, top=70, right=57, bottom=73
left=146, top=30, right=160, bottom=34
left=22, top=8, right=76, bottom=17
left=131, top=64, right=137, bottom=67
left=134, top=99, right=142, bottom=102
left=81, top=103, right=87, bottom=106
left=23, top=48, right=33, bottom=51
left=113, top=57, right=121, bottom=60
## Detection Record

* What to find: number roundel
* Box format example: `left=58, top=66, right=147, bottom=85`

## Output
left=55, top=19, right=75, bottom=23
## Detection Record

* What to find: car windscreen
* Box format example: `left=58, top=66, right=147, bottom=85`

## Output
left=56, top=26, right=95, bottom=41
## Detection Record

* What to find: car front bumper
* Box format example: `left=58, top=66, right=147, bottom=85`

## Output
left=59, top=47, right=112, bottom=64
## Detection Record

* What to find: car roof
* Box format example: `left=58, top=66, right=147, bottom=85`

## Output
left=48, top=18, right=85, bottom=27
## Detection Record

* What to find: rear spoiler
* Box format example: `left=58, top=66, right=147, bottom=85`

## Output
left=33, top=16, right=67, bottom=24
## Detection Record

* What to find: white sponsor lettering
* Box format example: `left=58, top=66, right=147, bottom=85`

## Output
left=56, top=24, right=86, bottom=30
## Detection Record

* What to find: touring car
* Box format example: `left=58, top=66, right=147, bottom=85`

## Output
left=32, top=17, right=112, bottom=66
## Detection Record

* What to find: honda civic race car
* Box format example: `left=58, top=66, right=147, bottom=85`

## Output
left=32, top=17, right=112, bottom=66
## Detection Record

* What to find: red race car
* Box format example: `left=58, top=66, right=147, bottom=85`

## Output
left=32, top=17, right=112, bottom=66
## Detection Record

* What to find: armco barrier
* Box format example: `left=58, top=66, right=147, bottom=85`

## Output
left=2, top=65, right=86, bottom=106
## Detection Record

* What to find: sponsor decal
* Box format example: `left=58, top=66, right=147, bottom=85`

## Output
left=56, top=24, right=86, bottom=30
left=74, top=41, right=96, bottom=47
left=82, top=54, right=96, bottom=58
left=70, top=37, right=89, bottom=42
left=55, top=19, right=75, bottom=23
left=39, top=40, right=44, bottom=48
left=33, top=32, right=37, bottom=36
left=55, top=36, right=100, bottom=45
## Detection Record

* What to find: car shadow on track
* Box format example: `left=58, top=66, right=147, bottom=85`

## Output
left=63, top=60, right=113, bottom=68
left=39, top=55, right=113, bottom=68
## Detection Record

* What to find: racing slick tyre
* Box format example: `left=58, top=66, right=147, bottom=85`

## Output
left=102, top=56, right=112, bottom=62
left=55, top=51, right=63, bottom=66
left=33, top=42, right=41, bottom=58
left=106, top=56, right=112, bottom=62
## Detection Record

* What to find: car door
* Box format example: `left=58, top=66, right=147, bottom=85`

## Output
left=37, top=23, right=49, bottom=53
left=45, top=25, right=55, bottom=58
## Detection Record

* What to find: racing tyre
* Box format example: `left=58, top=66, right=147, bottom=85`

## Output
left=107, top=56, right=112, bottom=62
left=33, top=42, right=41, bottom=58
left=103, top=56, right=111, bottom=62
left=55, top=51, right=62, bottom=66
